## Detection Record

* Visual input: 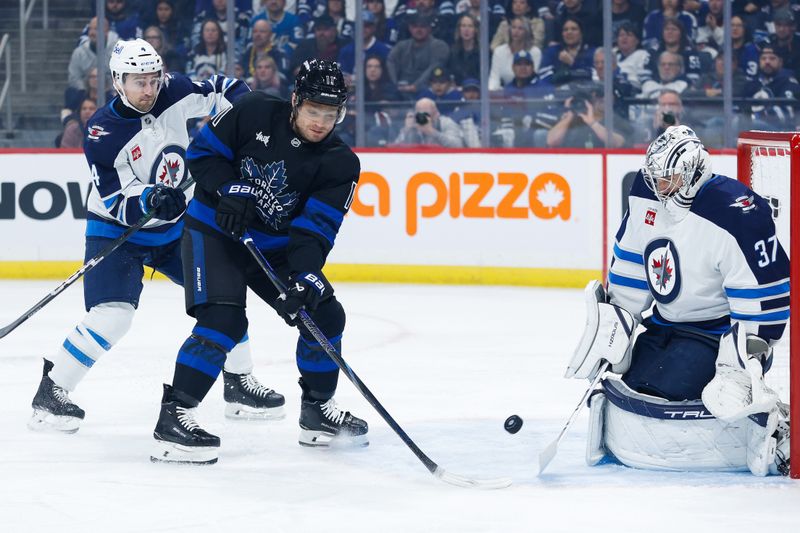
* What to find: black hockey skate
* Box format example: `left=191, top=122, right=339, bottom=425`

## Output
left=28, top=359, right=85, bottom=434
left=223, top=370, right=286, bottom=420
left=151, top=384, right=219, bottom=465
left=298, top=378, right=368, bottom=447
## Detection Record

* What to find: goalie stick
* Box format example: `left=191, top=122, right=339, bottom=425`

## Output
left=241, top=234, right=512, bottom=490
left=538, top=361, right=609, bottom=475
left=0, top=178, right=194, bottom=340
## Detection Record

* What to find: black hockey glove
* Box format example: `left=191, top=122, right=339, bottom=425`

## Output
left=276, top=271, right=334, bottom=326
left=215, top=180, right=258, bottom=239
left=142, top=183, right=186, bottom=221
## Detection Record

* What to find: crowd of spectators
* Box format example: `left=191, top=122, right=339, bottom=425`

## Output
left=62, top=0, right=800, bottom=148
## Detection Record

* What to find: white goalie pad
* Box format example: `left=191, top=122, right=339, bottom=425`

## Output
left=701, top=324, right=779, bottom=423
left=601, top=377, right=750, bottom=472
left=565, top=280, right=636, bottom=380
left=594, top=377, right=786, bottom=476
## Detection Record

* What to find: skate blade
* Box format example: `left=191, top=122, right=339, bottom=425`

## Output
left=224, top=402, right=286, bottom=420
left=27, top=409, right=81, bottom=434
left=150, top=440, right=218, bottom=465
left=298, top=428, right=369, bottom=448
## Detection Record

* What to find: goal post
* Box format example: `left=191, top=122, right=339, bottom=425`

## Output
left=737, top=131, right=799, bottom=479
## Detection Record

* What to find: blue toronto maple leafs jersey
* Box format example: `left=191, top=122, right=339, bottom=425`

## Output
left=609, top=171, right=790, bottom=343
left=83, top=73, right=249, bottom=246
left=185, top=92, right=360, bottom=274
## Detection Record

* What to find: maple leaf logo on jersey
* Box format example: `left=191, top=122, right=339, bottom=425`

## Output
left=240, top=157, right=299, bottom=230
left=651, top=255, right=673, bottom=291
left=159, top=159, right=181, bottom=185
left=536, top=181, right=564, bottom=215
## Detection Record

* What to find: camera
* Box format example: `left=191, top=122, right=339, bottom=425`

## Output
left=569, top=92, right=591, bottom=115
left=662, top=111, right=677, bottom=126
left=415, top=112, right=430, bottom=125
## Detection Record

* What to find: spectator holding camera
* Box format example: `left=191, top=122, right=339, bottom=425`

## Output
left=393, top=97, right=469, bottom=147
left=650, top=88, right=684, bottom=140
left=546, top=87, right=627, bottom=148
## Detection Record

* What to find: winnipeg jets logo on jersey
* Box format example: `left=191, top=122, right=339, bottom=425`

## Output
left=644, top=238, right=682, bottom=303
left=730, top=195, right=756, bottom=212
left=150, top=145, right=187, bottom=187
left=87, top=125, right=111, bottom=141
left=240, top=157, right=299, bottom=230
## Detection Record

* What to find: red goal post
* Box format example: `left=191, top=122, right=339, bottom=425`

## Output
left=737, top=131, right=799, bottom=478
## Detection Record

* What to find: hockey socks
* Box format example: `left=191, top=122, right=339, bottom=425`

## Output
left=48, top=302, right=134, bottom=391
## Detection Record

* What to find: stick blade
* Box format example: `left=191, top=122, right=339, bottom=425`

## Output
left=434, top=468, right=512, bottom=490
left=537, top=439, right=558, bottom=475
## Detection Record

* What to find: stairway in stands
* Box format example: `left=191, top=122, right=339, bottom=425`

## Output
left=0, top=0, right=92, bottom=147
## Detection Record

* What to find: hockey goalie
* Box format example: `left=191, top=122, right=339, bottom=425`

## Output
left=566, top=126, right=791, bottom=476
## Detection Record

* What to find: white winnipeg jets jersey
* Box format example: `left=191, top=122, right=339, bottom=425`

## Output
left=83, top=73, right=249, bottom=246
left=609, top=172, right=790, bottom=343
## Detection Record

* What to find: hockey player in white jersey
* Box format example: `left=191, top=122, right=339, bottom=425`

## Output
left=566, top=126, right=791, bottom=475
left=29, top=39, right=285, bottom=433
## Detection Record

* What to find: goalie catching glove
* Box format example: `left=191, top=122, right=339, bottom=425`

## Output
left=565, top=280, right=637, bottom=380
left=276, top=271, right=333, bottom=326
left=701, top=323, right=779, bottom=422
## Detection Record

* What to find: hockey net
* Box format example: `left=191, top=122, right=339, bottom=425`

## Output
left=737, top=131, right=799, bottom=478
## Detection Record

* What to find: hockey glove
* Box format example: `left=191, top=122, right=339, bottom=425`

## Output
left=215, top=180, right=258, bottom=239
left=276, top=271, right=333, bottom=326
left=141, top=183, right=187, bottom=221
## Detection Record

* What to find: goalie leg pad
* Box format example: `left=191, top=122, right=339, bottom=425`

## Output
left=602, top=377, right=751, bottom=472
left=49, top=302, right=135, bottom=391
left=586, top=391, right=608, bottom=466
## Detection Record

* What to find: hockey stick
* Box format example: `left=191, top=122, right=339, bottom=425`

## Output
left=0, top=178, right=194, bottom=340
left=537, top=361, right=609, bottom=475
left=241, top=234, right=512, bottom=490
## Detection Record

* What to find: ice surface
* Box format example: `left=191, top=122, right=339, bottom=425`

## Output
left=0, top=281, right=797, bottom=532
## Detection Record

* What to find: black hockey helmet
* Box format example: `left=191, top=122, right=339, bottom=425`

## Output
left=293, top=59, right=348, bottom=123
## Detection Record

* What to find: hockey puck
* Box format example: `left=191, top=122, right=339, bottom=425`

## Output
left=504, top=415, right=523, bottom=434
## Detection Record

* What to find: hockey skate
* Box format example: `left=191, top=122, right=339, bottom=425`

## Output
left=151, top=384, right=219, bottom=465
left=298, top=379, right=368, bottom=447
left=223, top=370, right=286, bottom=420
left=28, top=359, right=85, bottom=434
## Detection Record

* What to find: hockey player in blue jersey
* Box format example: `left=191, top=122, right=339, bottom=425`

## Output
left=29, top=39, right=285, bottom=433
left=566, top=125, right=791, bottom=476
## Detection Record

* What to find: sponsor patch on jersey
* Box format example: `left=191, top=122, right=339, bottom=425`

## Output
left=291, top=137, right=301, bottom=148
left=150, top=145, right=187, bottom=187
left=87, top=125, right=111, bottom=141
left=644, top=238, right=682, bottom=303
left=256, top=131, right=270, bottom=147
left=131, top=145, right=142, bottom=161
left=730, top=195, right=756, bottom=212
left=644, top=209, right=656, bottom=226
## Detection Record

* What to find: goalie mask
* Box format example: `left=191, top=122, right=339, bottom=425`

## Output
left=292, top=59, right=348, bottom=124
left=642, top=125, right=712, bottom=218
left=109, top=39, right=164, bottom=113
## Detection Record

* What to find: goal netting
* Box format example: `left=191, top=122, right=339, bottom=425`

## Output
left=737, top=131, right=799, bottom=478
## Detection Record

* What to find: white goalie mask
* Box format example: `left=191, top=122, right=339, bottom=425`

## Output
left=642, top=125, right=712, bottom=218
left=109, top=39, right=164, bottom=113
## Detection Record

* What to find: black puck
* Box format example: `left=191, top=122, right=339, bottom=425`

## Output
left=504, top=415, right=523, bottom=434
